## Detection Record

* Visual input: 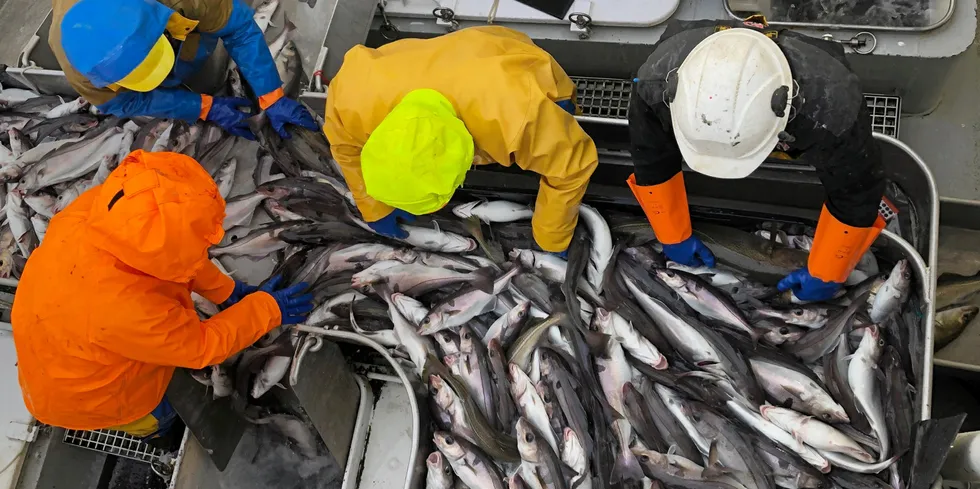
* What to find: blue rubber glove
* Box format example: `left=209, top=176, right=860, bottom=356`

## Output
left=550, top=250, right=569, bottom=260
left=368, top=209, right=416, bottom=239
left=222, top=280, right=257, bottom=307
left=777, top=268, right=842, bottom=302
left=207, top=97, right=255, bottom=140
left=265, top=97, right=319, bottom=139
left=258, top=275, right=314, bottom=325
left=662, top=235, right=716, bottom=268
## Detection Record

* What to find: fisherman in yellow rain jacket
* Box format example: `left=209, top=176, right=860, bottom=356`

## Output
left=322, top=26, right=598, bottom=257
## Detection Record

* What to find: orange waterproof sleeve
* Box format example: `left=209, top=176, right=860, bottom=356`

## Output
left=514, top=94, right=598, bottom=252
left=321, top=119, right=394, bottom=222
left=626, top=172, right=692, bottom=245
left=808, top=205, right=885, bottom=283
left=189, top=260, right=235, bottom=305
left=94, top=292, right=280, bottom=369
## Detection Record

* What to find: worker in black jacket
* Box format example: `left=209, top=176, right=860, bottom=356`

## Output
left=627, top=19, right=886, bottom=302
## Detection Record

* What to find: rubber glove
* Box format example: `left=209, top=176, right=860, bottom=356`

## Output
left=222, top=280, right=257, bottom=307
left=207, top=97, right=255, bottom=140
left=265, top=97, right=319, bottom=139
left=550, top=250, right=569, bottom=260
left=662, top=235, right=716, bottom=268
left=258, top=275, right=314, bottom=325
left=777, top=267, right=842, bottom=302
left=367, top=209, right=416, bottom=239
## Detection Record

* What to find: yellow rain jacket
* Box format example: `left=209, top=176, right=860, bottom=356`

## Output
left=323, top=26, right=598, bottom=252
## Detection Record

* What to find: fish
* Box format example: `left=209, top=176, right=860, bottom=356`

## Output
left=351, top=260, right=493, bottom=296
left=632, top=447, right=742, bottom=489
left=594, top=324, right=644, bottom=482
left=433, top=431, right=507, bottom=489
left=509, top=363, right=559, bottom=454
left=869, top=260, right=911, bottom=323
left=6, top=191, right=37, bottom=257
left=594, top=307, right=667, bottom=370
left=210, top=222, right=294, bottom=257
left=43, top=97, right=89, bottom=119
left=726, top=400, right=831, bottom=473
left=251, top=337, right=296, bottom=399
left=211, top=364, right=233, bottom=398
left=223, top=192, right=268, bottom=230
left=252, top=0, right=279, bottom=32
left=510, top=248, right=570, bottom=284
left=459, top=326, right=498, bottom=429
left=849, top=325, right=890, bottom=462
left=453, top=200, right=534, bottom=223
left=30, top=215, right=48, bottom=243
left=276, top=41, right=302, bottom=98
left=578, top=203, right=613, bottom=293
left=427, top=451, right=455, bottom=489
left=250, top=413, right=319, bottom=458
left=936, top=273, right=980, bottom=310
left=654, top=268, right=761, bottom=342
left=382, top=290, right=437, bottom=377
left=746, top=349, right=849, bottom=423
left=214, top=157, right=237, bottom=199
left=18, top=127, right=124, bottom=191
left=515, top=418, right=568, bottom=489
left=934, top=305, right=979, bottom=349
left=693, top=223, right=810, bottom=282
left=760, top=405, right=873, bottom=462
left=878, top=346, right=914, bottom=461
left=268, top=19, right=297, bottom=59
left=149, top=122, right=175, bottom=153
left=400, top=224, right=478, bottom=253
left=484, top=300, right=531, bottom=350
left=507, top=312, right=568, bottom=371
left=755, top=319, right=806, bottom=346
left=622, top=382, right=667, bottom=452
left=666, top=261, right=775, bottom=303
left=8, top=129, right=32, bottom=158
left=23, top=193, right=58, bottom=218
left=325, top=243, right=418, bottom=273
left=561, top=428, right=591, bottom=489
left=420, top=266, right=521, bottom=335
left=784, top=293, right=869, bottom=363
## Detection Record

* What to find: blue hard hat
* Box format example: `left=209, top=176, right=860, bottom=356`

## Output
left=61, top=0, right=175, bottom=88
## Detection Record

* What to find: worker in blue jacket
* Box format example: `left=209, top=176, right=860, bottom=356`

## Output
left=49, top=0, right=318, bottom=140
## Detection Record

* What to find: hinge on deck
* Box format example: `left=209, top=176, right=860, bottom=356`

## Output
left=568, top=13, right=593, bottom=40
left=7, top=421, right=38, bottom=442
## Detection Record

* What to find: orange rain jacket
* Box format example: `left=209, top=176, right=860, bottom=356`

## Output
left=323, top=26, right=599, bottom=252
left=11, top=150, right=281, bottom=430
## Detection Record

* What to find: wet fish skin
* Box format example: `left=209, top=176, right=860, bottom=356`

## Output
left=848, top=325, right=889, bottom=461
left=434, top=431, right=507, bottom=489
left=276, top=41, right=302, bottom=98
left=223, top=192, right=268, bottom=230
left=784, top=293, right=869, bottom=363
left=486, top=339, right=518, bottom=430
left=459, top=326, right=498, bottom=429
left=869, top=260, right=911, bottom=323
left=761, top=405, right=873, bottom=462
left=352, top=260, right=493, bottom=296
left=453, top=200, right=534, bottom=223
left=210, top=222, right=293, bottom=257
left=421, top=267, right=521, bottom=335
left=756, top=318, right=806, bottom=346
left=879, top=345, right=914, bottom=459
left=632, top=447, right=742, bottom=489
left=538, top=347, right=593, bottom=457
left=623, top=382, right=667, bottom=452
left=936, top=274, right=980, bottom=310
left=507, top=312, right=567, bottom=371
left=578, top=203, right=613, bottom=293
left=509, top=363, right=559, bottom=454
left=515, top=417, right=569, bottom=489
left=561, top=428, right=592, bottom=489
left=748, top=354, right=849, bottom=423
left=214, top=157, right=237, bottom=199
left=484, top=300, right=531, bottom=350
left=594, top=324, right=644, bottom=482
left=427, top=451, right=455, bottom=489
left=934, top=305, right=978, bottom=350
left=6, top=190, right=37, bottom=257
left=252, top=0, right=279, bottom=32
left=727, top=401, right=831, bottom=473
left=655, top=268, right=760, bottom=341
left=595, top=307, right=667, bottom=370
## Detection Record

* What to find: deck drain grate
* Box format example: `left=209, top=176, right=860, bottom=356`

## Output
left=570, top=76, right=901, bottom=137
left=63, top=428, right=165, bottom=464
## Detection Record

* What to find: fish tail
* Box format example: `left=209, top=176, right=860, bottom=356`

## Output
left=611, top=446, right=644, bottom=483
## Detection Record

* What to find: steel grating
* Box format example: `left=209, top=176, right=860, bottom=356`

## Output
left=63, top=428, right=166, bottom=464
left=864, top=93, right=901, bottom=137
left=570, top=76, right=902, bottom=137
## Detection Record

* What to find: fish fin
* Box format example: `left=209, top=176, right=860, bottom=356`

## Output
left=611, top=448, right=644, bottom=483
left=584, top=330, right=612, bottom=356
left=470, top=267, right=496, bottom=294
left=432, top=220, right=442, bottom=233
left=782, top=382, right=813, bottom=403
left=275, top=383, right=286, bottom=390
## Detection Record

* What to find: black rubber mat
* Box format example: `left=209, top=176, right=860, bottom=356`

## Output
left=515, top=0, right=575, bottom=19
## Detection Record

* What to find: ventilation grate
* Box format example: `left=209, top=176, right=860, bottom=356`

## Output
left=63, top=429, right=166, bottom=464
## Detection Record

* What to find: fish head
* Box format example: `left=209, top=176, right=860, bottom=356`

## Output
left=452, top=201, right=480, bottom=219
left=256, top=184, right=290, bottom=200
left=434, top=332, right=460, bottom=356
left=508, top=363, right=529, bottom=391
left=425, top=451, right=447, bottom=472
left=757, top=319, right=804, bottom=345
left=815, top=404, right=850, bottom=424
left=958, top=305, right=980, bottom=326
left=432, top=432, right=466, bottom=461
left=458, top=326, right=477, bottom=353
left=894, top=259, right=912, bottom=287
left=390, top=248, right=419, bottom=263
left=653, top=268, right=686, bottom=288
left=512, top=300, right=531, bottom=321
left=418, top=311, right=445, bottom=335
left=631, top=447, right=666, bottom=469
left=508, top=248, right=535, bottom=268
left=429, top=375, right=455, bottom=408
left=515, top=418, right=542, bottom=463
left=508, top=474, right=528, bottom=489
left=0, top=248, right=13, bottom=278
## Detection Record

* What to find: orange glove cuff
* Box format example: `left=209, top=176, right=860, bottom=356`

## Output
left=258, top=87, right=285, bottom=110
left=199, top=94, right=213, bottom=120
left=808, top=205, right=885, bottom=283
left=627, top=172, right=692, bottom=245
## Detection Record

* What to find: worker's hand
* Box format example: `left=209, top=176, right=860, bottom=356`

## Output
left=549, top=250, right=569, bottom=260
left=265, top=97, right=319, bottom=139
left=207, top=97, right=256, bottom=141
left=258, top=275, right=314, bottom=325
left=662, top=235, right=715, bottom=268
left=777, top=267, right=842, bottom=302
left=222, top=280, right=257, bottom=307
left=367, top=209, right=416, bottom=239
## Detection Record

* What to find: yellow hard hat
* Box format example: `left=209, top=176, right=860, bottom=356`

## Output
left=116, top=36, right=175, bottom=92
left=361, top=89, right=474, bottom=215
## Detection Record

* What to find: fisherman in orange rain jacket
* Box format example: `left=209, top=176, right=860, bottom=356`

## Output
left=11, top=150, right=313, bottom=438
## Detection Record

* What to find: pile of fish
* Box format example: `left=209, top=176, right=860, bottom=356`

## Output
left=181, top=128, right=956, bottom=489
left=933, top=273, right=980, bottom=351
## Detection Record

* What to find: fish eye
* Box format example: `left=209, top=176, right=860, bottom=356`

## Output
left=821, top=413, right=831, bottom=420
left=779, top=327, right=790, bottom=335
left=731, top=287, right=739, bottom=293
left=444, top=435, right=455, bottom=445
left=524, top=433, right=535, bottom=443
left=792, top=309, right=804, bottom=317
left=640, top=455, right=649, bottom=462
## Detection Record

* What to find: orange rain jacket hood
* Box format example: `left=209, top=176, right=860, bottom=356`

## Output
left=12, top=150, right=280, bottom=430
left=323, top=26, right=599, bottom=252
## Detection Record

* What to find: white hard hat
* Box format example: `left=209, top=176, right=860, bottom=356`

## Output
left=670, top=28, right=793, bottom=179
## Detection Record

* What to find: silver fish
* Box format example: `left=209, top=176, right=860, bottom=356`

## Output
left=214, top=157, right=237, bottom=199
left=223, top=193, right=268, bottom=230
left=595, top=307, right=667, bottom=370
left=433, top=431, right=507, bottom=489
left=351, top=260, right=493, bottom=296
left=749, top=356, right=849, bottom=423
left=23, top=193, right=58, bottom=218
left=578, top=203, right=612, bottom=293
left=510, top=248, right=568, bottom=283
left=391, top=292, right=430, bottom=326
left=252, top=0, right=279, bottom=32
left=595, top=325, right=644, bottom=482
left=8, top=129, right=32, bottom=158
left=869, top=260, right=911, bottom=323
left=211, top=364, right=233, bottom=399
left=55, top=177, right=96, bottom=213
left=561, top=428, right=592, bottom=489
left=509, top=363, right=559, bottom=454
left=431, top=375, right=477, bottom=446
left=43, top=97, right=89, bottom=119
left=666, top=261, right=775, bottom=303
left=6, top=190, right=36, bottom=257
left=760, top=405, right=873, bottom=462
left=30, top=215, right=48, bottom=243
left=275, top=41, right=301, bottom=96
left=252, top=351, right=293, bottom=398
left=384, top=291, right=437, bottom=377
left=847, top=325, right=889, bottom=461
left=654, top=268, right=761, bottom=342
left=420, top=267, right=520, bottom=335
left=453, top=200, right=534, bottom=223
left=516, top=417, right=568, bottom=489
left=459, top=326, right=497, bottom=429
left=19, top=127, right=124, bottom=191
left=427, top=451, right=455, bottom=489
left=483, top=300, right=531, bottom=349
left=210, top=222, right=293, bottom=257
left=401, top=224, right=477, bottom=253
left=326, top=243, right=418, bottom=274
left=268, top=19, right=297, bottom=59
left=726, top=401, right=830, bottom=473
left=149, top=122, right=175, bottom=152
left=264, top=199, right=308, bottom=222
left=753, top=303, right=831, bottom=329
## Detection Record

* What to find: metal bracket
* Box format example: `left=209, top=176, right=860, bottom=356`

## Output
left=822, top=32, right=877, bottom=55
left=7, top=421, right=38, bottom=442
left=568, top=13, right=593, bottom=39
left=432, top=7, right=460, bottom=32
left=378, top=2, right=400, bottom=41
